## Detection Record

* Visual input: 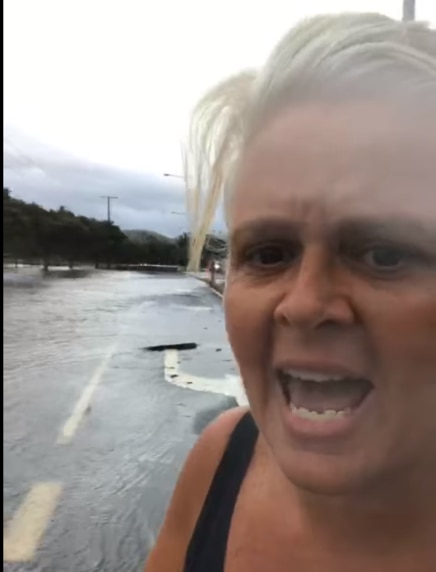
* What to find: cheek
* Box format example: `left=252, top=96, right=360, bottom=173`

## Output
left=358, top=286, right=436, bottom=389
left=364, top=289, right=436, bottom=459
left=224, top=278, right=275, bottom=376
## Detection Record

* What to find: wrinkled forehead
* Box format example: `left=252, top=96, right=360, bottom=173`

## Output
left=230, top=102, right=436, bottom=232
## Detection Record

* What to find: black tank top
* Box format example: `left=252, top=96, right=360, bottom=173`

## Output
left=183, top=412, right=259, bottom=572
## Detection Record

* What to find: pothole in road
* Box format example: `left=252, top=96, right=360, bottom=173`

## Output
left=143, top=342, right=198, bottom=352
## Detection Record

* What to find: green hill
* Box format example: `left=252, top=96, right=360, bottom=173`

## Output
left=123, top=229, right=174, bottom=244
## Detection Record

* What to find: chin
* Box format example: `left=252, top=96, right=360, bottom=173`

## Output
left=277, top=448, right=384, bottom=497
left=253, top=384, right=392, bottom=496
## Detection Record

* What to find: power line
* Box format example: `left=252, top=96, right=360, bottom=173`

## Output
left=3, top=137, right=66, bottom=192
left=3, top=138, right=46, bottom=173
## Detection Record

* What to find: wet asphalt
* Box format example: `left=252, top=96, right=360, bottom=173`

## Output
left=3, top=268, right=238, bottom=572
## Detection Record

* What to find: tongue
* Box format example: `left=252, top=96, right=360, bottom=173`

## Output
left=289, top=378, right=371, bottom=413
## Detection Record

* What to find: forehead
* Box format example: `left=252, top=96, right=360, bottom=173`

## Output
left=230, top=102, right=436, bottom=230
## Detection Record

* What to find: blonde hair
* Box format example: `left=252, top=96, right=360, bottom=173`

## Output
left=184, top=12, right=436, bottom=270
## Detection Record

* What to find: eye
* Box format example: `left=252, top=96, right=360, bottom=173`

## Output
left=362, top=246, right=407, bottom=270
left=342, top=239, right=431, bottom=277
left=244, top=242, right=299, bottom=268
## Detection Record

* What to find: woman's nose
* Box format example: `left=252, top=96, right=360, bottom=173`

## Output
left=273, top=250, right=355, bottom=331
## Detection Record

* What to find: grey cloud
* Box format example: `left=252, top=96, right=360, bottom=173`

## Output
left=3, top=126, right=192, bottom=236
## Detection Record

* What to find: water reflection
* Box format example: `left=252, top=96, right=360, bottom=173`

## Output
left=3, top=266, right=95, bottom=289
left=3, top=269, right=202, bottom=391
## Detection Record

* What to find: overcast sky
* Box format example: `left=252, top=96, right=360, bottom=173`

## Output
left=4, top=0, right=436, bottom=234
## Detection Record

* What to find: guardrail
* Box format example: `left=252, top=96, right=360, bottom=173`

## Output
left=114, top=264, right=181, bottom=273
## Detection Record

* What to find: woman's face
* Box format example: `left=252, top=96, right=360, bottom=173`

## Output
left=225, top=102, right=436, bottom=494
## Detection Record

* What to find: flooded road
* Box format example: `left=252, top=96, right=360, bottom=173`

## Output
left=3, top=268, right=238, bottom=571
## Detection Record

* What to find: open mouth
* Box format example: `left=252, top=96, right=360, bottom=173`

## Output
left=278, top=368, right=374, bottom=425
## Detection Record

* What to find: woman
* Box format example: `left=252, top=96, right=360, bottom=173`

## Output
left=146, top=13, right=436, bottom=572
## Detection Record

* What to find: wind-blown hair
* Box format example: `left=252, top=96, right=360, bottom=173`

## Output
left=183, top=12, right=436, bottom=270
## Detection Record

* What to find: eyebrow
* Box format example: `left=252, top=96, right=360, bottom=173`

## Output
left=230, top=218, right=301, bottom=244
left=337, top=218, right=436, bottom=248
left=230, top=216, right=436, bottom=248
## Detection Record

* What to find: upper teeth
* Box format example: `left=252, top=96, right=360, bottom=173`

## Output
left=282, top=369, right=347, bottom=383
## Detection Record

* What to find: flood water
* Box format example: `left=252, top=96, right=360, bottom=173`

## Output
left=4, top=267, right=209, bottom=389
left=4, top=267, right=233, bottom=571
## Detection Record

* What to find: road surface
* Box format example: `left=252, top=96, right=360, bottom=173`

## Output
left=3, top=268, right=240, bottom=572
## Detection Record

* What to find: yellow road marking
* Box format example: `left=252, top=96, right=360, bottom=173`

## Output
left=3, top=482, right=62, bottom=563
left=57, top=344, right=117, bottom=444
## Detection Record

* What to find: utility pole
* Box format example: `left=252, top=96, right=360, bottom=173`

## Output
left=402, top=0, right=415, bottom=21
left=100, top=195, right=118, bottom=223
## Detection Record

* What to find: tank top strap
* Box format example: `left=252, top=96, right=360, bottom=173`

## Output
left=184, top=411, right=258, bottom=572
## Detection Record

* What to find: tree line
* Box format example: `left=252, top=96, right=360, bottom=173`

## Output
left=3, top=188, right=195, bottom=269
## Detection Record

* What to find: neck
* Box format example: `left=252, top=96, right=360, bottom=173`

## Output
left=292, top=462, right=436, bottom=554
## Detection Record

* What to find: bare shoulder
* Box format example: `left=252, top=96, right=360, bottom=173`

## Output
left=144, top=406, right=249, bottom=572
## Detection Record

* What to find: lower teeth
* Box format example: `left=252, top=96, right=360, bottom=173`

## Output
left=290, top=404, right=350, bottom=421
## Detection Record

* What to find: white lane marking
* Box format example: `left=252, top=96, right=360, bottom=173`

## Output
left=57, top=344, right=117, bottom=445
left=3, top=482, right=62, bottom=563
left=209, top=285, right=223, bottom=299
left=164, top=349, right=248, bottom=406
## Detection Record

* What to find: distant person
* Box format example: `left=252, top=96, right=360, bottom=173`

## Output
left=145, top=13, right=436, bottom=572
